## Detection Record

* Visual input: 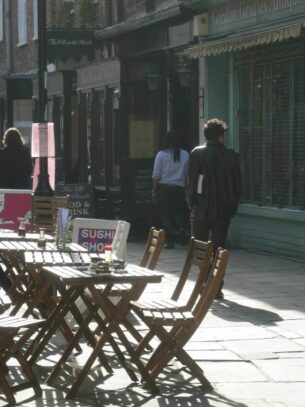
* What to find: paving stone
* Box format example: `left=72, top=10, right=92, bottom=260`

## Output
left=188, top=349, right=242, bottom=361
left=254, top=358, right=305, bottom=381
left=185, top=341, right=224, bottom=351
left=277, top=352, right=305, bottom=359
left=217, top=382, right=305, bottom=407
left=197, top=361, right=267, bottom=382
left=221, top=338, right=304, bottom=355
left=194, top=325, right=276, bottom=342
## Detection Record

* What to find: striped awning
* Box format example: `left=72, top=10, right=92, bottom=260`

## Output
left=188, top=23, right=302, bottom=58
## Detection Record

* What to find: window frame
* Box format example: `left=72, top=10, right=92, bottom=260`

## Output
left=18, top=0, right=28, bottom=46
left=0, top=0, right=3, bottom=42
left=33, top=0, right=38, bottom=40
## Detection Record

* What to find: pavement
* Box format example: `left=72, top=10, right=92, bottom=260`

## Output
left=1, top=242, right=305, bottom=407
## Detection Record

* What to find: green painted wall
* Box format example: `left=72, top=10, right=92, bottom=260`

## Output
left=234, top=205, right=305, bottom=260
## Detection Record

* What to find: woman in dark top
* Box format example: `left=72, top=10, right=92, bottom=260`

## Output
left=0, top=127, right=33, bottom=189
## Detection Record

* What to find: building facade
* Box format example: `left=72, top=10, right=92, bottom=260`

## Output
left=0, top=0, right=199, bottom=231
left=187, top=0, right=305, bottom=259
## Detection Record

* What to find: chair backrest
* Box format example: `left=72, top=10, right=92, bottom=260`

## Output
left=139, top=227, right=165, bottom=270
left=111, top=220, right=131, bottom=260
left=72, top=218, right=118, bottom=252
left=193, top=248, right=229, bottom=323
left=31, top=195, right=70, bottom=233
left=171, top=237, right=214, bottom=308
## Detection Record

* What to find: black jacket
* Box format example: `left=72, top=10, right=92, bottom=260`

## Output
left=186, top=141, right=242, bottom=221
left=0, top=145, right=33, bottom=189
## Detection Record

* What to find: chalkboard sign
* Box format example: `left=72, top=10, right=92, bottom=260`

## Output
left=56, top=183, right=95, bottom=218
left=132, top=160, right=153, bottom=207
left=134, top=167, right=152, bottom=206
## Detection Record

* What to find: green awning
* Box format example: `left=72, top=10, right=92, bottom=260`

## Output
left=188, top=23, right=302, bottom=58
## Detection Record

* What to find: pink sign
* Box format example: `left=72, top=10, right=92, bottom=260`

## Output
left=0, top=190, right=32, bottom=231
left=31, top=123, right=55, bottom=158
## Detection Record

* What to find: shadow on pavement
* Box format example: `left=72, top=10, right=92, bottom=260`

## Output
left=212, top=298, right=283, bottom=325
left=94, top=383, right=248, bottom=407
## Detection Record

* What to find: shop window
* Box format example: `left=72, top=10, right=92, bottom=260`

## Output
left=239, top=52, right=305, bottom=210
left=128, top=81, right=160, bottom=159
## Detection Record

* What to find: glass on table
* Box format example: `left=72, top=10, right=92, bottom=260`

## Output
left=37, top=228, right=47, bottom=249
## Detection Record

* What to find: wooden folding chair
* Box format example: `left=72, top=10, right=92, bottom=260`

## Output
left=31, top=195, right=70, bottom=233
left=127, top=248, right=229, bottom=392
left=0, top=315, right=45, bottom=404
left=132, top=237, right=214, bottom=311
left=139, top=227, right=165, bottom=270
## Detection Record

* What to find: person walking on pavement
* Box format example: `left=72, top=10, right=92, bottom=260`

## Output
left=186, top=118, right=242, bottom=297
left=152, top=131, right=189, bottom=249
left=0, top=127, right=33, bottom=189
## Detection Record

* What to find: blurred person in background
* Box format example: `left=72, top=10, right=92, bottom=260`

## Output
left=0, top=127, right=32, bottom=189
left=152, top=130, right=189, bottom=249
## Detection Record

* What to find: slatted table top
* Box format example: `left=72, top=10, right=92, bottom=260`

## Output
left=41, top=264, right=163, bottom=286
left=24, top=251, right=92, bottom=266
left=0, top=231, right=54, bottom=241
left=0, top=241, right=86, bottom=253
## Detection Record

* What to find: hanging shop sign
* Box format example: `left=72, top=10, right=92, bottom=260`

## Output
left=210, top=0, right=305, bottom=35
left=47, top=30, right=95, bottom=62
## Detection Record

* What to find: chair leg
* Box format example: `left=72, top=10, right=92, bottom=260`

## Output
left=177, top=348, right=213, bottom=390
left=0, top=372, right=16, bottom=405
left=15, top=350, right=42, bottom=397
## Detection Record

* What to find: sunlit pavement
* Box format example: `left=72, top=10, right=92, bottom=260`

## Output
left=1, top=243, right=304, bottom=406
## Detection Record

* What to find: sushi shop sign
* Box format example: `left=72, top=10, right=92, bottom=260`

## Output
left=72, top=219, right=118, bottom=253
left=78, top=227, right=115, bottom=252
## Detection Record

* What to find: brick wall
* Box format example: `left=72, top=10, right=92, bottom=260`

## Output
left=11, top=0, right=38, bottom=74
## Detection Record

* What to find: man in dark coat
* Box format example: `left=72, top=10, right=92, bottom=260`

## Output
left=186, top=118, right=242, bottom=298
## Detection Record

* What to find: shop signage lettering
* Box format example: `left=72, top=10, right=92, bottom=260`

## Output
left=55, top=183, right=95, bottom=218
left=211, top=0, right=305, bottom=31
left=48, top=39, right=93, bottom=46
left=78, top=227, right=115, bottom=252
left=47, top=30, right=95, bottom=62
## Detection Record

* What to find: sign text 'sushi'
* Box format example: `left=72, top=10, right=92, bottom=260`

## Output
left=79, top=228, right=115, bottom=252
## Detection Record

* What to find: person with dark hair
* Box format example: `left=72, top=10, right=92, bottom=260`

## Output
left=0, top=127, right=32, bottom=189
left=186, top=118, right=242, bottom=298
left=152, top=131, right=189, bottom=248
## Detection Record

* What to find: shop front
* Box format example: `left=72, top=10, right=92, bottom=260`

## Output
left=189, top=0, right=305, bottom=259
left=77, top=59, right=122, bottom=219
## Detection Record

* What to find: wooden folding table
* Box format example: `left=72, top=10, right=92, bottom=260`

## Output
left=38, top=264, right=162, bottom=398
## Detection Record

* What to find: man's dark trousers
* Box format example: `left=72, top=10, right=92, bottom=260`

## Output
left=191, top=217, right=231, bottom=293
